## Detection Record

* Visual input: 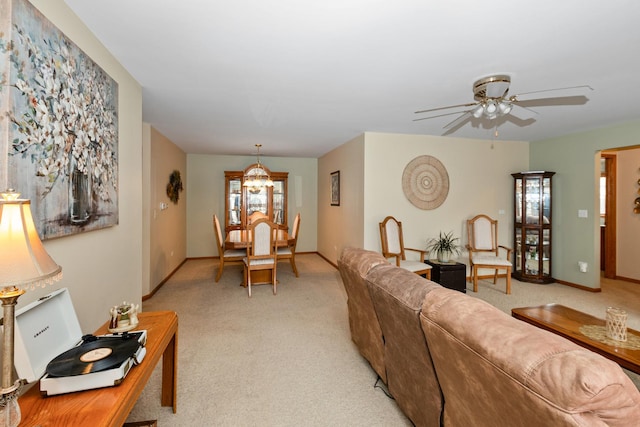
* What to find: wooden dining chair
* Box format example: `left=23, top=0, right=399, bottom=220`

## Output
left=466, top=214, right=513, bottom=294
left=277, top=213, right=301, bottom=277
left=379, top=216, right=432, bottom=279
left=247, top=211, right=267, bottom=225
left=213, top=214, right=245, bottom=282
left=243, top=218, right=278, bottom=297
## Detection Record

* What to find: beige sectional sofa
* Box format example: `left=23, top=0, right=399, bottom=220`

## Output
left=337, top=247, right=388, bottom=383
left=338, top=247, right=640, bottom=427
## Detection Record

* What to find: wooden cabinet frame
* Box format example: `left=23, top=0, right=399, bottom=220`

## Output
left=224, top=164, right=288, bottom=233
left=512, top=171, right=555, bottom=284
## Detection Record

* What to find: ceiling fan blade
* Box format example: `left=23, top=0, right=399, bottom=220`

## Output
left=443, top=111, right=472, bottom=129
left=414, top=102, right=478, bottom=114
left=511, top=85, right=593, bottom=101
left=412, top=110, right=471, bottom=122
left=509, top=104, right=538, bottom=120
left=513, top=95, right=589, bottom=108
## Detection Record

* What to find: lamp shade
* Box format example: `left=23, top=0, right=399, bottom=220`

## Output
left=472, top=104, right=484, bottom=118
left=0, top=193, right=62, bottom=290
left=485, top=100, right=498, bottom=114
left=498, top=101, right=513, bottom=115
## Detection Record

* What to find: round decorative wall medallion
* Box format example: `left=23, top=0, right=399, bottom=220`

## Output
left=402, top=155, right=449, bottom=210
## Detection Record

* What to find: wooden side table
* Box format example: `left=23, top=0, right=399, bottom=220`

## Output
left=425, top=260, right=467, bottom=293
left=19, top=311, right=178, bottom=427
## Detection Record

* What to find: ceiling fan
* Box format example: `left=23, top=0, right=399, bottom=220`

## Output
left=414, top=74, right=593, bottom=130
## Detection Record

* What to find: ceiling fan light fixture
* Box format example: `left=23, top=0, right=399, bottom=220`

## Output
left=485, top=100, right=498, bottom=114
left=472, top=104, right=484, bottom=118
left=498, top=101, right=513, bottom=115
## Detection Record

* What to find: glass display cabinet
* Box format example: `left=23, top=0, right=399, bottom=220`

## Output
left=512, top=171, right=555, bottom=283
left=224, top=164, right=288, bottom=233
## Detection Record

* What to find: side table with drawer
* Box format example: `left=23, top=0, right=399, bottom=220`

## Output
left=425, top=260, right=467, bottom=293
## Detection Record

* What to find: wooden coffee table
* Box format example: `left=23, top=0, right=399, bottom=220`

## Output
left=512, top=303, right=640, bottom=374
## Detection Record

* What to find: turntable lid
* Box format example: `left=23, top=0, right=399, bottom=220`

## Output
left=14, top=288, right=82, bottom=383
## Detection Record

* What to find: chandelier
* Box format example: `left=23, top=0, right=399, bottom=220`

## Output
left=243, top=144, right=274, bottom=193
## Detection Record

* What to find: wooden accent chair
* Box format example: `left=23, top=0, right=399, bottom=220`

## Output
left=466, top=214, right=513, bottom=294
left=213, top=214, right=245, bottom=282
left=243, top=218, right=278, bottom=297
left=379, top=216, right=431, bottom=279
left=277, top=213, right=301, bottom=277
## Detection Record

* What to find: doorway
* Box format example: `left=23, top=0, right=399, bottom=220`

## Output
left=600, top=153, right=616, bottom=279
left=599, top=145, right=640, bottom=284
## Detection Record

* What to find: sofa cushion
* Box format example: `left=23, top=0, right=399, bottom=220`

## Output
left=337, top=247, right=388, bottom=382
left=366, top=263, right=443, bottom=427
left=420, top=287, right=640, bottom=427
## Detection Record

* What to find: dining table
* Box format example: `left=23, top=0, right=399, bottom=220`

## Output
left=224, top=228, right=293, bottom=250
left=224, top=228, right=294, bottom=286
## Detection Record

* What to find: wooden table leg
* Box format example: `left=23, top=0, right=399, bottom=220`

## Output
left=161, top=330, right=178, bottom=413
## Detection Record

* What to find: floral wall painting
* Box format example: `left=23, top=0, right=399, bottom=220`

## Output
left=0, top=0, right=119, bottom=240
left=330, top=170, right=340, bottom=206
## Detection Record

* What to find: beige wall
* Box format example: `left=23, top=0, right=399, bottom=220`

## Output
left=616, top=147, right=640, bottom=280
left=317, top=135, right=365, bottom=264
left=13, top=0, right=143, bottom=332
left=318, top=132, right=529, bottom=268
left=143, top=125, right=187, bottom=295
left=186, top=154, right=318, bottom=258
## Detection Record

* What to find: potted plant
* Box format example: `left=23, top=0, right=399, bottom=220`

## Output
left=426, top=231, right=461, bottom=263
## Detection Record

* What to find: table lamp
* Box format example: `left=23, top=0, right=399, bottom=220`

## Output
left=0, top=189, right=62, bottom=427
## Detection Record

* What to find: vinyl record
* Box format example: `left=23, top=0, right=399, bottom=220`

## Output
left=46, top=335, right=141, bottom=377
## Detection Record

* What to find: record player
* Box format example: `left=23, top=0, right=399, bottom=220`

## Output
left=13, top=288, right=147, bottom=396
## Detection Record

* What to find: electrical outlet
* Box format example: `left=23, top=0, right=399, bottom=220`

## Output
left=578, top=261, right=588, bottom=272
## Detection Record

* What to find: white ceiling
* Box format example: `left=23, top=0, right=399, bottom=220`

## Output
left=63, top=0, right=640, bottom=158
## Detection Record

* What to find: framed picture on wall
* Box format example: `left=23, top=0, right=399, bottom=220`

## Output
left=331, top=170, right=340, bottom=206
left=3, top=0, right=119, bottom=239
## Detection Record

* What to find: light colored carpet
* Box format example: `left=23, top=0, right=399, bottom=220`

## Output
left=126, top=254, right=639, bottom=425
left=126, top=255, right=411, bottom=426
left=469, top=274, right=640, bottom=330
